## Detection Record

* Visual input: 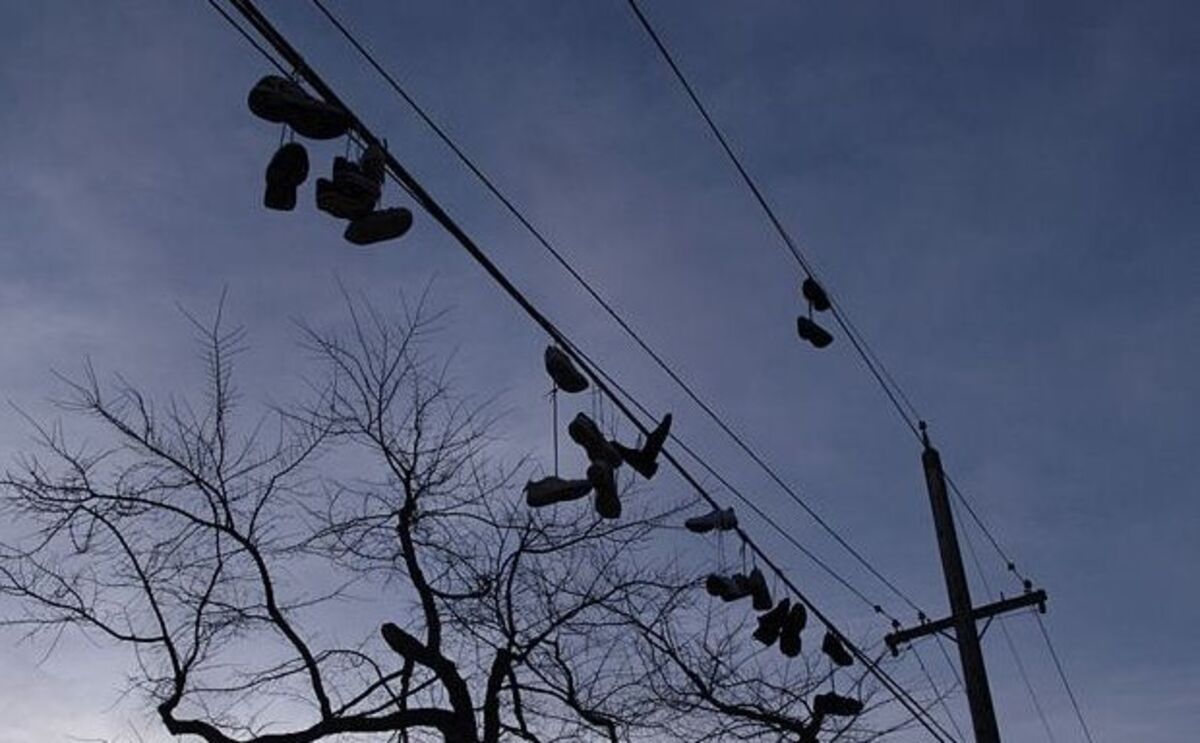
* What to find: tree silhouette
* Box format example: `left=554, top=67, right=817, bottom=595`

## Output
left=0, top=294, right=907, bottom=742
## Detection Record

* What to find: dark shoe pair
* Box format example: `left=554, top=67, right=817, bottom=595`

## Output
left=707, top=568, right=770, bottom=609
left=249, top=75, right=349, bottom=140
left=317, top=156, right=382, bottom=220
left=754, top=597, right=807, bottom=654
left=544, top=345, right=588, bottom=393
left=613, top=414, right=672, bottom=479
left=812, top=691, right=863, bottom=718
left=264, top=142, right=309, bottom=211
left=797, top=316, right=834, bottom=349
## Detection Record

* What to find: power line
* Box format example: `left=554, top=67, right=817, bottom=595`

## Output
left=912, top=643, right=967, bottom=742
left=1035, top=614, right=1096, bottom=743
left=958, top=503, right=1060, bottom=743
left=307, top=0, right=927, bottom=621
left=210, top=2, right=959, bottom=739
left=623, top=0, right=1037, bottom=598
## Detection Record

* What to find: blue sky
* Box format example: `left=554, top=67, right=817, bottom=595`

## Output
left=1, top=1, right=1197, bottom=741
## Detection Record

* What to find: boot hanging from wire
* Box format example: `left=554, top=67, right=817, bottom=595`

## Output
left=248, top=73, right=349, bottom=140
left=263, top=123, right=309, bottom=212
left=544, top=345, right=589, bottom=393
left=796, top=277, right=834, bottom=349
left=820, top=629, right=855, bottom=667
left=612, top=413, right=671, bottom=479
left=343, top=142, right=412, bottom=246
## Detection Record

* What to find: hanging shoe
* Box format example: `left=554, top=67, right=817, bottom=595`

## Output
left=779, top=602, right=808, bottom=658
left=345, top=208, right=414, bottom=246
left=359, top=143, right=387, bottom=185
left=719, top=573, right=754, bottom=603
left=812, top=692, right=863, bottom=718
left=684, top=506, right=738, bottom=534
left=802, top=278, right=831, bottom=312
left=705, top=573, right=750, bottom=602
left=753, top=598, right=791, bottom=646
left=796, top=316, right=834, bottom=349
left=264, top=142, right=309, bottom=211
left=332, top=156, right=382, bottom=204
left=588, top=460, right=620, bottom=519
left=613, top=413, right=672, bottom=479
left=248, top=75, right=350, bottom=140
left=316, top=177, right=375, bottom=220
left=821, top=630, right=854, bottom=667
left=525, top=476, right=592, bottom=508
left=544, top=346, right=589, bottom=393
left=747, top=567, right=772, bottom=611
left=568, top=413, right=621, bottom=468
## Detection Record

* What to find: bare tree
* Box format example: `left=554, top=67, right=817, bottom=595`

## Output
left=0, top=294, right=918, bottom=742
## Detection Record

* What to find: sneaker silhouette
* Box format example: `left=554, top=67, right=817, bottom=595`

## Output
left=747, top=567, right=772, bottom=611
left=568, top=413, right=621, bottom=468
left=796, top=316, right=834, bottom=349
left=544, top=346, right=589, bottom=393
left=720, top=573, right=754, bottom=603
left=345, top=208, right=414, bottom=246
left=802, top=277, right=831, bottom=312
left=705, top=573, right=752, bottom=602
left=588, top=460, right=620, bottom=519
left=753, top=598, right=791, bottom=646
left=684, top=506, right=737, bottom=534
left=248, top=75, right=349, bottom=140
left=264, top=142, right=308, bottom=211
left=613, top=413, right=672, bottom=479
left=332, top=156, right=381, bottom=204
left=812, top=692, right=863, bottom=718
left=821, top=631, right=854, bottom=667
left=359, top=143, right=387, bottom=185
left=779, top=602, right=808, bottom=658
left=316, top=178, right=374, bottom=220
left=525, top=476, right=592, bottom=508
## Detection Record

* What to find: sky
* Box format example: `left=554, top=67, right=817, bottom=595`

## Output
left=1, top=1, right=1197, bottom=741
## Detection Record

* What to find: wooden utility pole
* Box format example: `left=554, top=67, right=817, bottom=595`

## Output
left=885, top=425, right=1047, bottom=743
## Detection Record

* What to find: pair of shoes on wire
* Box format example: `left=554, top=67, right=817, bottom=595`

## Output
left=317, top=155, right=378, bottom=219
left=544, top=345, right=589, bottom=393
left=249, top=75, right=349, bottom=140
left=317, top=145, right=413, bottom=246
left=754, top=598, right=808, bottom=657
left=264, top=142, right=309, bottom=211
left=706, top=567, right=772, bottom=609
left=821, top=630, right=855, bottom=667
left=685, top=506, right=737, bottom=534
left=613, top=414, right=671, bottom=479
left=796, top=277, right=834, bottom=349
left=812, top=691, right=864, bottom=718
left=525, top=476, right=592, bottom=508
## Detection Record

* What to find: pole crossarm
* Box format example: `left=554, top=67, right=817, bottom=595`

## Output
left=885, top=590, right=1048, bottom=656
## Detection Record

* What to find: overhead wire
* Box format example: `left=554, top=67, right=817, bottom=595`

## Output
left=209, top=1, right=960, bottom=739
left=623, top=0, right=1033, bottom=596
left=306, top=0, right=928, bottom=622
left=619, top=7, right=1102, bottom=741
left=958, top=502, right=1062, bottom=743
left=1035, top=613, right=1096, bottom=743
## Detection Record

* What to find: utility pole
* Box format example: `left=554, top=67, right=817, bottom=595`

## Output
left=885, top=424, right=1047, bottom=743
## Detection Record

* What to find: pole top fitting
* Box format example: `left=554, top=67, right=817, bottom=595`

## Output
left=918, top=420, right=931, bottom=449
